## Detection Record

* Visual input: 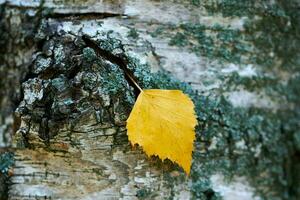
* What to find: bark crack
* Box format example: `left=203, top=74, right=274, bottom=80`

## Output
left=45, top=12, right=126, bottom=20
left=2, top=2, right=126, bottom=20
left=82, top=35, right=141, bottom=97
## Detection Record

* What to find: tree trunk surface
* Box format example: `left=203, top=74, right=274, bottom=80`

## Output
left=0, top=0, right=299, bottom=200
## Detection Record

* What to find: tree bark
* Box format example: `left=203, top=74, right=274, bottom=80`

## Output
left=0, top=0, right=299, bottom=200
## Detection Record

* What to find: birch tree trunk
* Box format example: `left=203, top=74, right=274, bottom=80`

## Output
left=0, top=0, right=299, bottom=200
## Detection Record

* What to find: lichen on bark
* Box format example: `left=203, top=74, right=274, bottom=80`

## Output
left=0, top=0, right=299, bottom=200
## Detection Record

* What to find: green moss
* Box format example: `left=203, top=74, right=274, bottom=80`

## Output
left=144, top=12, right=300, bottom=199
left=136, top=188, right=152, bottom=199
left=97, top=32, right=123, bottom=53
left=81, top=25, right=299, bottom=199
left=124, top=53, right=300, bottom=199
left=151, top=0, right=300, bottom=74
left=222, top=72, right=280, bottom=94
left=92, top=168, right=104, bottom=176
left=201, top=0, right=300, bottom=71
left=169, top=32, right=189, bottom=47
left=82, top=45, right=135, bottom=105
left=150, top=23, right=251, bottom=64
left=0, top=152, right=14, bottom=175
left=127, top=27, right=139, bottom=39
left=192, top=94, right=300, bottom=199
left=200, top=0, right=255, bottom=17
left=83, top=47, right=97, bottom=62
left=149, top=26, right=165, bottom=38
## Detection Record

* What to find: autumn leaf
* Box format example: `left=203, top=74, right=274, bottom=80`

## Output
left=126, top=89, right=197, bottom=175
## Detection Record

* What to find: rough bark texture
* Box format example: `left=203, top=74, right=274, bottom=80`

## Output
left=0, top=0, right=299, bottom=200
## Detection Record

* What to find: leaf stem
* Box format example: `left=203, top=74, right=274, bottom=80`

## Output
left=125, top=72, right=143, bottom=92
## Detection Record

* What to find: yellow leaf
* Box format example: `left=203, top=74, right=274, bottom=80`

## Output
left=126, top=89, right=197, bottom=174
